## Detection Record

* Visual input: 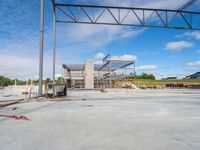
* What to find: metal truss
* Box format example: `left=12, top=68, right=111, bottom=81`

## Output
left=37, top=0, right=200, bottom=95
left=53, top=3, right=200, bottom=30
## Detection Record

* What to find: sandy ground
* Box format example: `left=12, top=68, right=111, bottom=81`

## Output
left=0, top=89, right=200, bottom=150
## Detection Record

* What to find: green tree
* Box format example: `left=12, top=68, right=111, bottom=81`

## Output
left=131, top=73, right=155, bottom=80
left=56, top=77, right=65, bottom=85
left=0, top=76, right=14, bottom=86
left=44, top=78, right=52, bottom=84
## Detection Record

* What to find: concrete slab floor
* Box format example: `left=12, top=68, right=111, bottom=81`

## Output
left=0, top=89, right=200, bottom=150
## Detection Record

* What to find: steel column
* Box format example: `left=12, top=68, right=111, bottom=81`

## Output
left=109, top=61, right=111, bottom=88
left=53, top=6, right=56, bottom=96
left=53, top=8, right=56, bottom=83
left=38, top=0, right=44, bottom=96
left=134, top=62, right=136, bottom=80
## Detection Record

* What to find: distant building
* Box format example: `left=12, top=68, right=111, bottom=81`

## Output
left=186, top=72, right=200, bottom=79
left=167, top=76, right=177, bottom=80
left=162, top=76, right=177, bottom=80
left=62, top=61, right=100, bottom=89
left=63, top=55, right=136, bottom=89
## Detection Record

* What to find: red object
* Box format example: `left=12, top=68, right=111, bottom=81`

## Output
left=0, top=115, right=30, bottom=121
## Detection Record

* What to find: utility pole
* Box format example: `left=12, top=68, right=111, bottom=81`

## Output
left=38, top=0, right=44, bottom=96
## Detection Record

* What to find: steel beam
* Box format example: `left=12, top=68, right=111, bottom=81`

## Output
left=98, top=61, right=110, bottom=71
left=38, top=0, right=44, bottom=96
left=55, top=3, right=199, bottom=14
left=178, top=0, right=198, bottom=11
left=55, top=3, right=200, bottom=30
left=120, top=62, right=134, bottom=69
left=103, top=54, right=110, bottom=62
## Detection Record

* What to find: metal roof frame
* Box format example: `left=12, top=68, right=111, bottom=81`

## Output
left=38, top=0, right=200, bottom=95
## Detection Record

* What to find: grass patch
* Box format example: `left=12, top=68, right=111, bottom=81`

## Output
left=114, top=78, right=200, bottom=89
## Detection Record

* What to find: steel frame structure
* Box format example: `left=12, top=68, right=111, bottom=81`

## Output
left=62, top=57, right=135, bottom=89
left=54, top=3, right=200, bottom=30
left=38, top=0, right=199, bottom=95
left=97, top=54, right=135, bottom=88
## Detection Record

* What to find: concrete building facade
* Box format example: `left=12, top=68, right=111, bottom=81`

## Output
left=84, top=61, right=94, bottom=89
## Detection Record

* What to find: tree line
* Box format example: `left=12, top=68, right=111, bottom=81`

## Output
left=0, top=76, right=65, bottom=87
left=133, top=73, right=156, bottom=80
left=0, top=76, right=33, bottom=87
left=0, top=76, right=15, bottom=86
left=0, top=73, right=155, bottom=87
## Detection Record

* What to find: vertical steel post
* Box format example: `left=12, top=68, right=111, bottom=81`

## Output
left=53, top=6, right=56, bottom=96
left=38, top=0, right=44, bottom=96
left=134, top=62, right=136, bottom=80
left=109, top=61, right=111, bottom=88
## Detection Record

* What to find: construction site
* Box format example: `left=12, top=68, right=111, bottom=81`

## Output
left=0, top=0, right=200, bottom=150
left=62, top=54, right=136, bottom=89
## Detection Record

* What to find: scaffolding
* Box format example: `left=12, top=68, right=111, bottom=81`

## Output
left=97, top=55, right=135, bottom=88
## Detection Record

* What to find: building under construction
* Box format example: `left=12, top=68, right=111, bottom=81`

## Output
left=63, top=55, right=136, bottom=89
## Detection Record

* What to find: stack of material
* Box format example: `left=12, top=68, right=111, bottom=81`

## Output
left=121, top=82, right=139, bottom=89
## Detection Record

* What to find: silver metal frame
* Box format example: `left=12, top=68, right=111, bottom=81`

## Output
left=97, top=55, right=136, bottom=88
left=38, top=0, right=44, bottom=96
left=38, top=0, right=199, bottom=95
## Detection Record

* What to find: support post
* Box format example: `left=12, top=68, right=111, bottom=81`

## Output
left=134, top=62, right=136, bottom=80
left=53, top=6, right=56, bottom=96
left=38, top=0, right=44, bottom=96
left=109, top=61, right=111, bottom=88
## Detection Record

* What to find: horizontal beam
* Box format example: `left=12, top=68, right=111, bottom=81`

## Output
left=55, top=3, right=200, bottom=14
left=55, top=4, right=200, bottom=30
left=56, top=20, right=200, bottom=30
left=120, top=62, right=134, bottom=68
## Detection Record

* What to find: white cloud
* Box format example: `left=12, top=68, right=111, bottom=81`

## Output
left=136, top=65, right=157, bottom=70
left=118, top=29, right=146, bottom=40
left=110, top=54, right=137, bottom=61
left=188, top=61, right=200, bottom=67
left=0, top=42, right=63, bottom=80
left=55, top=74, right=62, bottom=78
left=197, top=50, right=200, bottom=54
left=62, top=24, right=145, bottom=50
left=165, top=41, right=194, bottom=51
left=95, top=53, right=105, bottom=59
left=0, top=54, right=38, bottom=79
left=94, top=61, right=103, bottom=64
left=184, top=31, right=200, bottom=39
left=95, top=54, right=137, bottom=63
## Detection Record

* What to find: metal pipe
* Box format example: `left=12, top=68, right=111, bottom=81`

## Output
left=134, top=62, right=136, bottom=80
left=109, top=61, right=111, bottom=88
left=53, top=6, right=56, bottom=91
left=38, top=0, right=44, bottom=96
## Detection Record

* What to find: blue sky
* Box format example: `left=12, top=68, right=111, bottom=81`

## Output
left=0, top=0, right=200, bottom=80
